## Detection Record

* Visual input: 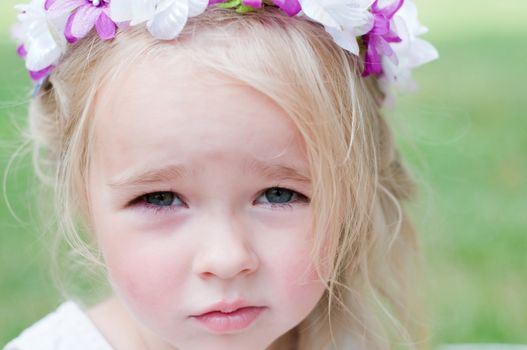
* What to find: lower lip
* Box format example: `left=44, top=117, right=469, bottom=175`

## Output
left=193, top=306, right=266, bottom=332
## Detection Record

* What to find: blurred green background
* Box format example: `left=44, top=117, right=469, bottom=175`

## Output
left=0, top=0, right=526, bottom=347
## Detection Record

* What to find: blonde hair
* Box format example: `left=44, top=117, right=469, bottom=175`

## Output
left=27, top=7, right=427, bottom=350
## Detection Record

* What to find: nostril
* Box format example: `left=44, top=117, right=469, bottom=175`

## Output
left=199, top=271, right=215, bottom=279
left=240, top=267, right=254, bottom=275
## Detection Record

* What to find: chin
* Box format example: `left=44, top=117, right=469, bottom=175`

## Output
left=176, top=336, right=275, bottom=350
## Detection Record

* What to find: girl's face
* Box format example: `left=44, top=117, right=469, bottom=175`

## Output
left=88, top=58, right=326, bottom=350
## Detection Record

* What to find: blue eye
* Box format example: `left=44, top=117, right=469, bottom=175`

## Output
left=143, top=192, right=181, bottom=207
left=264, top=188, right=294, bottom=203
left=258, top=187, right=309, bottom=207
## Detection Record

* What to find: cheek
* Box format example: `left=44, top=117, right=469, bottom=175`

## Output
left=102, top=236, right=190, bottom=317
left=90, top=200, right=189, bottom=314
left=266, top=232, right=326, bottom=321
left=281, top=248, right=324, bottom=298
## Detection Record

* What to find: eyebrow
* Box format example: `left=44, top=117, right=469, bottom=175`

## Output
left=108, top=158, right=311, bottom=189
left=109, top=164, right=189, bottom=189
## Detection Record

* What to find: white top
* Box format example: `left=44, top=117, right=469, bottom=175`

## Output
left=4, top=301, right=114, bottom=350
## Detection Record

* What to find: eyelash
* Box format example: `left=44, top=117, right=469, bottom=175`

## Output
left=129, top=187, right=310, bottom=214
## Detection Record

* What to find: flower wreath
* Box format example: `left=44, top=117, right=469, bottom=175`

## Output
left=11, top=0, right=438, bottom=100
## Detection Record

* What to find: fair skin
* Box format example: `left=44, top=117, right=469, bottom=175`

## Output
left=87, top=56, right=326, bottom=350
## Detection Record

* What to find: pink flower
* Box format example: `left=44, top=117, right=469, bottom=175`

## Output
left=46, top=0, right=117, bottom=44
left=362, top=0, right=403, bottom=77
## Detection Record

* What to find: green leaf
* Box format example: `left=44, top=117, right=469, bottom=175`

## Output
left=217, top=0, right=241, bottom=8
left=236, top=4, right=257, bottom=13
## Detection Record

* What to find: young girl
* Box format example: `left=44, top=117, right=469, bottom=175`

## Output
left=5, top=0, right=437, bottom=349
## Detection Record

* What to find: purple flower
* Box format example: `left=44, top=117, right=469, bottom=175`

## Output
left=47, top=0, right=117, bottom=44
left=362, top=0, right=403, bottom=77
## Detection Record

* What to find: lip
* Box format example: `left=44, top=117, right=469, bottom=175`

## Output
left=194, top=300, right=255, bottom=315
left=190, top=300, right=266, bottom=333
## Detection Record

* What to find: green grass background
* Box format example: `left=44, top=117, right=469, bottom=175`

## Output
left=0, top=0, right=526, bottom=347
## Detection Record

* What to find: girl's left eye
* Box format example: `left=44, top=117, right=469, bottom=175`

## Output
left=255, top=187, right=310, bottom=208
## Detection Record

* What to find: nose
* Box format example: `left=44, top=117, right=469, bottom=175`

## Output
left=192, top=215, right=259, bottom=280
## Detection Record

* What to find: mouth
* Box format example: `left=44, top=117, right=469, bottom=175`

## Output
left=191, top=306, right=267, bottom=333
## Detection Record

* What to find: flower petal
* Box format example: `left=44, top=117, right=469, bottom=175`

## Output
left=156, top=0, right=176, bottom=12
left=29, top=64, right=54, bottom=81
left=298, top=0, right=341, bottom=28
left=379, top=40, right=398, bottom=64
left=64, top=12, right=78, bottom=43
left=110, top=0, right=157, bottom=25
left=397, top=37, right=438, bottom=68
left=147, top=1, right=189, bottom=40
left=131, top=0, right=159, bottom=25
left=44, top=0, right=56, bottom=10
left=272, top=0, right=301, bottom=16
left=95, top=12, right=117, bottom=40
left=389, top=0, right=438, bottom=69
left=335, top=4, right=374, bottom=31
left=109, top=0, right=134, bottom=22
left=17, top=44, right=28, bottom=58
left=242, top=0, right=262, bottom=8
left=381, top=57, right=416, bottom=92
left=10, top=22, right=26, bottom=43
left=69, top=5, right=101, bottom=40
left=363, top=39, right=382, bottom=76
left=394, top=0, right=427, bottom=37
left=301, top=0, right=374, bottom=50
left=376, top=0, right=403, bottom=19
left=325, top=26, right=360, bottom=55
left=25, top=25, right=63, bottom=71
left=188, top=0, right=209, bottom=16
left=47, top=0, right=84, bottom=14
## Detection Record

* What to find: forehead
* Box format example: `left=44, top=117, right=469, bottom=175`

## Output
left=91, top=57, right=308, bottom=177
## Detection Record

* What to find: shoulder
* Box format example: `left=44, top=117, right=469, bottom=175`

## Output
left=3, top=301, right=114, bottom=350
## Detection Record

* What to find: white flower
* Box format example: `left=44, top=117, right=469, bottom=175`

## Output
left=15, top=0, right=68, bottom=72
left=110, top=0, right=209, bottom=40
left=380, top=0, right=438, bottom=93
left=299, top=0, right=374, bottom=55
